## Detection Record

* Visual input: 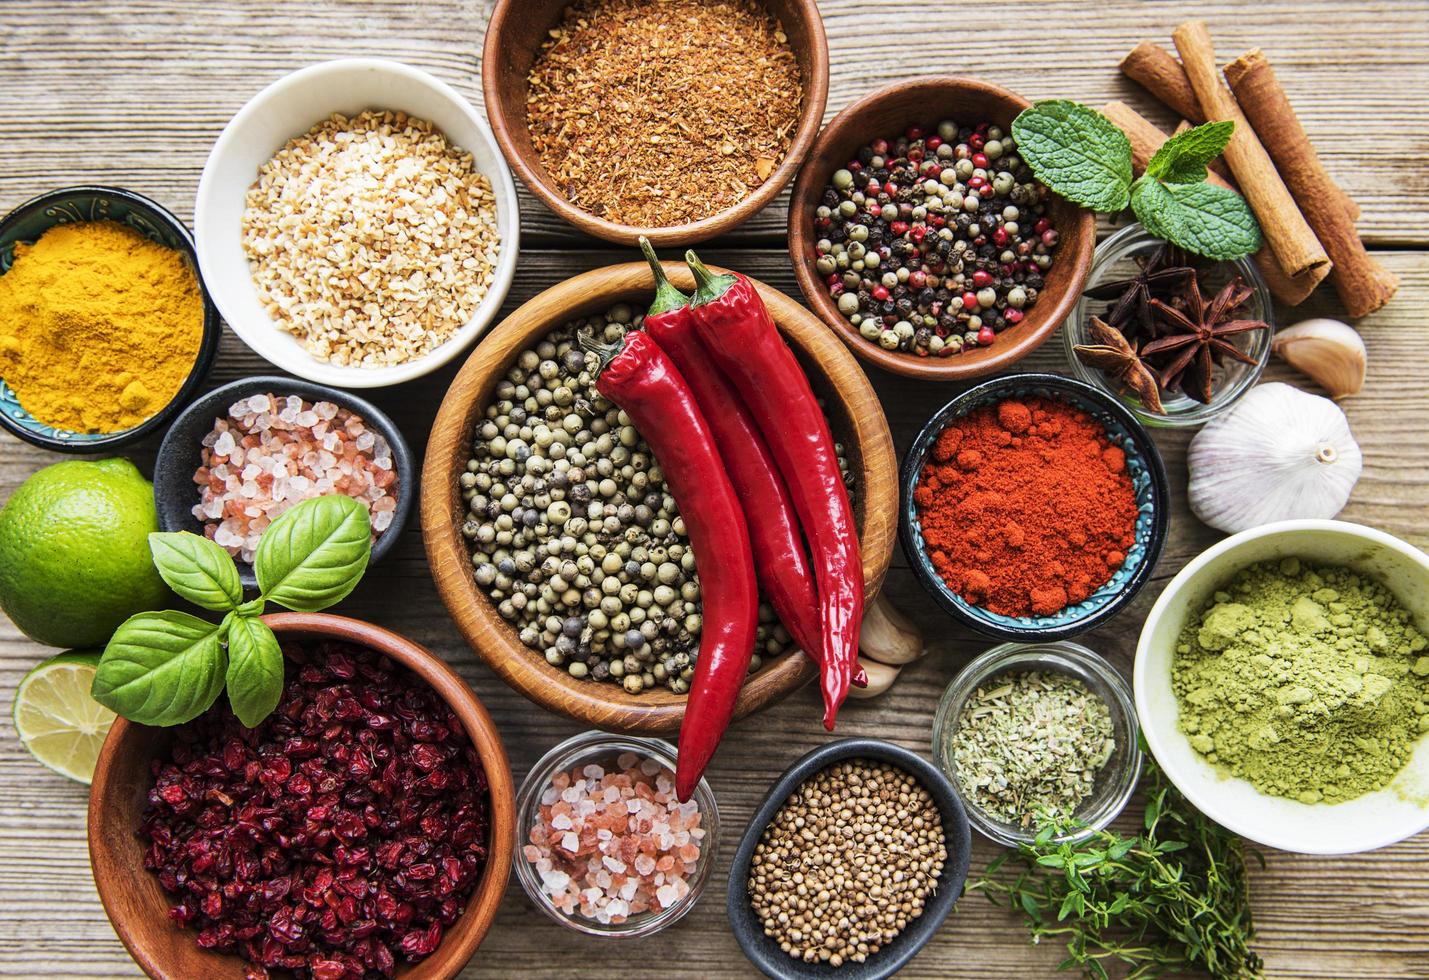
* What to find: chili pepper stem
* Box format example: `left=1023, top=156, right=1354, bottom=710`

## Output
left=639, top=237, right=690, bottom=316
left=577, top=330, right=624, bottom=377
left=685, top=250, right=740, bottom=308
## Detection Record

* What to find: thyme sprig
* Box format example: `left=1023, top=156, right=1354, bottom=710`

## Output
left=971, top=751, right=1264, bottom=980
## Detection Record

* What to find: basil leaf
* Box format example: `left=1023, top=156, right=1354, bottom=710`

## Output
left=149, top=531, right=244, bottom=611
left=1158, top=182, right=1263, bottom=260
left=91, top=611, right=227, bottom=726
left=1146, top=120, right=1235, bottom=185
left=1130, top=177, right=1184, bottom=243
left=1012, top=101, right=1133, bottom=212
left=224, top=614, right=285, bottom=728
left=255, top=495, right=372, bottom=611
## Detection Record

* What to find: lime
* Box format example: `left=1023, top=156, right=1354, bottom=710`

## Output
left=13, top=650, right=116, bottom=783
left=0, top=457, right=169, bottom=648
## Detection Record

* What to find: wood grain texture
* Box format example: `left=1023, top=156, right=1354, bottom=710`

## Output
left=420, top=261, right=897, bottom=735
left=0, top=1, right=1427, bottom=978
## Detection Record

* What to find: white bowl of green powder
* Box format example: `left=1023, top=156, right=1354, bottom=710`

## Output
left=1136, top=519, right=1429, bottom=854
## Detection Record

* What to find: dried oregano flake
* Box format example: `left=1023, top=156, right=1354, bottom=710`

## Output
left=949, top=670, right=1115, bottom=827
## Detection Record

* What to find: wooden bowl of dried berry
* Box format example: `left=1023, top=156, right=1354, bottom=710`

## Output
left=481, top=0, right=829, bottom=246
left=421, top=260, right=897, bottom=736
left=87, top=612, right=515, bottom=980
left=788, top=76, right=1097, bottom=381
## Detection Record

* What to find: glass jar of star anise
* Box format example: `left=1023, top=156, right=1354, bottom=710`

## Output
left=1062, top=223, right=1273, bottom=427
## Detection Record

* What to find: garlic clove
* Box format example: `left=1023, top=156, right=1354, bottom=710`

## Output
left=846, top=656, right=901, bottom=699
left=1187, top=382, right=1362, bottom=534
left=858, top=592, right=925, bottom=665
left=1271, top=318, right=1367, bottom=400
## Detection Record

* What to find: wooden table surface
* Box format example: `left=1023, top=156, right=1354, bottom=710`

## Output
left=3, top=1, right=1428, bottom=977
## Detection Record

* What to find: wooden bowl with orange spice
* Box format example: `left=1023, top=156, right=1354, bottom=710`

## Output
left=899, top=374, right=1169, bottom=642
left=482, top=0, right=828, bottom=246
left=788, top=77, right=1096, bottom=381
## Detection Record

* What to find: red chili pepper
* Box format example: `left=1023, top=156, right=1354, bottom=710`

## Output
left=636, top=240, right=865, bottom=688
left=580, top=328, right=758, bottom=802
left=684, top=251, right=865, bottom=731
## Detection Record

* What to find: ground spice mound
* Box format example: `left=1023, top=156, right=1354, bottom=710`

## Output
left=139, top=641, right=489, bottom=980
left=525, top=0, right=802, bottom=228
left=913, top=397, right=1138, bottom=617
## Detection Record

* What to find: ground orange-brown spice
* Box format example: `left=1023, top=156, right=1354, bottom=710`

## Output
left=525, top=0, right=802, bottom=228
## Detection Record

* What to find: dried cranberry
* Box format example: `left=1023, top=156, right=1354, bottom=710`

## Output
left=138, top=641, right=489, bottom=979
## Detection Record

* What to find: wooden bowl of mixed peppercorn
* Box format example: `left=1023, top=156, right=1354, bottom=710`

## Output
left=789, top=76, right=1096, bottom=381
left=421, top=261, right=898, bottom=736
left=482, top=0, right=829, bottom=246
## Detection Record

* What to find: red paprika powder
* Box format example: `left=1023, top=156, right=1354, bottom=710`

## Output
left=912, top=396, right=1138, bottom=617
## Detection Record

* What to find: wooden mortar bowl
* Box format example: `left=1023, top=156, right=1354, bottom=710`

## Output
left=87, top=613, right=515, bottom=980
left=481, top=0, right=829, bottom=246
left=423, top=262, right=897, bottom=734
left=788, top=76, right=1097, bottom=381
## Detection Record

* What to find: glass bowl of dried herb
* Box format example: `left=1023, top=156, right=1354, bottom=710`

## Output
left=931, top=641, right=1143, bottom=847
left=1062, top=223, right=1273, bottom=428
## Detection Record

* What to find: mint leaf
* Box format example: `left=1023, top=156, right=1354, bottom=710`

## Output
left=1012, top=101, right=1133, bottom=212
left=1146, top=120, right=1235, bottom=185
left=1161, top=182, right=1263, bottom=259
left=1130, top=177, right=1184, bottom=242
left=255, top=495, right=372, bottom=611
left=224, top=614, right=285, bottom=728
left=91, top=611, right=227, bottom=726
left=149, top=531, right=243, bottom=612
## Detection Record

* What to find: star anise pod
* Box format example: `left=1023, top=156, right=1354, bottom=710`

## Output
left=1074, top=316, right=1165, bottom=413
left=1082, top=245, right=1196, bottom=339
left=1143, top=276, right=1268, bottom=404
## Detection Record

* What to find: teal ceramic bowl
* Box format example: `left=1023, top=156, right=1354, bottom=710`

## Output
left=0, top=186, right=220, bottom=452
left=899, top=373, right=1169, bottom=641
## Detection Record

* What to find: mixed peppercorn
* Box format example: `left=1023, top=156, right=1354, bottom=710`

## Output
left=813, top=120, right=1059, bottom=356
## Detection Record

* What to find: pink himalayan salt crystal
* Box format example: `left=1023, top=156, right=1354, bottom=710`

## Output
left=191, top=393, right=399, bottom=562
left=523, top=755, right=703, bottom=924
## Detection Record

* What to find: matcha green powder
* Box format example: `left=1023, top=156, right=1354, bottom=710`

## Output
left=1173, top=557, right=1429, bottom=805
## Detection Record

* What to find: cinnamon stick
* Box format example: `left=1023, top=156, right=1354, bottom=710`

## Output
left=1173, top=21, right=1329, bottom=279
left=1225, top=49, right=1396, bottom=318
left=1120, top=39, right=1355, bottom=220
left=1121, top=41, right=1203, bottom=122
left=1102, top=101, right=1327, bottom=306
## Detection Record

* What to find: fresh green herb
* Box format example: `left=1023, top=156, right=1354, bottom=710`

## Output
left=1010, top=100, right=1133, bottom=212
left=91, top=495, right=373, bottom=728
left=89, top=610, right=227, bottom=727
left=971, top=751, right=1264, bottom=980
left=1013, top=103, right=1261, bottom=261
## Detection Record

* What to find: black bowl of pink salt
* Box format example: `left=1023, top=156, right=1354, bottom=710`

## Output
left=87, top=613, right=515, bottom=980
left=153, top=376, right=414, bottom=590
left=899, top=373, right=1169, bottom=642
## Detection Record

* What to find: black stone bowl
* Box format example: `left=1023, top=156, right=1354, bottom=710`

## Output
left=0, top=186, right=220, bottom=453
left=727, top=738, right=972, bottom=980
left=152, top=376, right=414, bottom=591
left=899, top=372, right=1170, bottom=643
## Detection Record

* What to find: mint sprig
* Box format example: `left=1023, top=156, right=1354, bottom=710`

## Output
left=91, top=495, right=374, bottom=728
left=1013, top=104, right=1260, bottom=260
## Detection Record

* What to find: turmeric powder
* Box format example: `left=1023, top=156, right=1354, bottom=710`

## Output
left=0, top=220, right=204, bottom=433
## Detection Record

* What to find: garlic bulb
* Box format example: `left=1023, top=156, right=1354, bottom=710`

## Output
left=858, top=593, right=924, bottom=665
left=1272, top=318, right=1367, bottom=399
left=847, top=656, right=901, bottom=699
left=1188, top=382, right=1362, bottom=533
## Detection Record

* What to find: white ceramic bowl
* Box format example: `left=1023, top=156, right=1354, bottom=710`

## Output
left=1135, top=520, right=1429, bottom=854
left=194, top=58, right=520, bottom=387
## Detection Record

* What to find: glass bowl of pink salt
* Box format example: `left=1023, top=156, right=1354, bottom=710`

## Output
left=514, top=730, right=719, bottom=937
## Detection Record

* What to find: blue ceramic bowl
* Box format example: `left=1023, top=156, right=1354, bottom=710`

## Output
left=152, top=376, right=415, bottom=591
left=0, top=186, right=220, bottom=452
left=727, top=738, right=972, bottom=980
left=899, top=373, right=1169, bottom=642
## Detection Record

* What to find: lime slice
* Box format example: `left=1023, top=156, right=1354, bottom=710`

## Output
left=13, top=651, right=116, bottom=784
